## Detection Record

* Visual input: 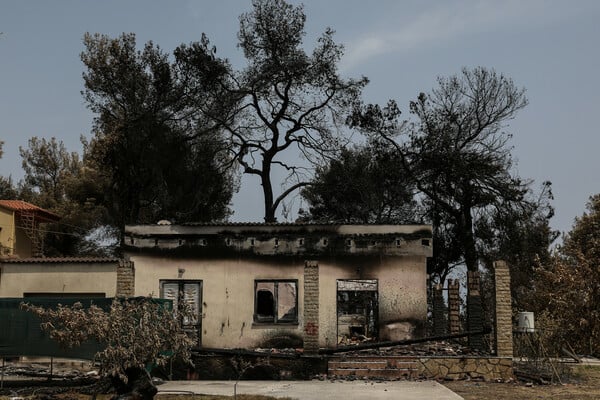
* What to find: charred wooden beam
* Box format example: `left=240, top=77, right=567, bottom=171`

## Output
left=319, top=329, right=491, bottom=355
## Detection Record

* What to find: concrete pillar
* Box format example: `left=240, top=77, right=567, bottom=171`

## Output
left=116, top=260, right=135, bottom=297
left=448, top=279, right=461, bottom=334
left=432, top=283, right=446, bottom=336
left=467, top=270, right=484, bottom=350
left=303, top=260, right=319, bottom=354
left=494, top=260, right=513, bottom=357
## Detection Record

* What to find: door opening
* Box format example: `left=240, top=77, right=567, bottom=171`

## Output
left=160, top=280, right=202, bottom=347
left=336, top=279, right=378, bottom=346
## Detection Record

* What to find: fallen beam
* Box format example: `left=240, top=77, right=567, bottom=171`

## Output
left=319, top=329, right=492, bottom=355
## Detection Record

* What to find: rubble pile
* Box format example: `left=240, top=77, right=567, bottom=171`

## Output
left=0, top=360, right=100, bottom=395
left=0, top=362, right=93, bottom=380
left=345, top=340, right=485, bottom=357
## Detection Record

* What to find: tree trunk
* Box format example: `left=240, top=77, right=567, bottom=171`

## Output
left=261, top=162, right=277, bottom=223
left=111, top=367, right=157, bottom=400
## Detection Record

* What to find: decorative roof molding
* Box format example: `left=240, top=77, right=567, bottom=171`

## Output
left=124, top=223, right=433, bottom=257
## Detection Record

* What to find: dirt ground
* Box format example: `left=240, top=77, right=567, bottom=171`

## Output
left=444, top=365, right=600, bottom=400
left=2, top=364, right=600, bottom=400
left=0, top=395, right=282, bottom=400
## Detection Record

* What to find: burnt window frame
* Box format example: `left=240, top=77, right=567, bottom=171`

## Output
left=253, top=279, right=299, bottom=325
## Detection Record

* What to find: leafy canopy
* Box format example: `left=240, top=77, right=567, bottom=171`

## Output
left=301, top=143, right=418, bottom=224
left=81, top=33, right=234, bottom=227
left=533, top=194, right=600, bottom=356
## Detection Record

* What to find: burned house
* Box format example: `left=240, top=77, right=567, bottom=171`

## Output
left=123, top=223, right=432, bottom=351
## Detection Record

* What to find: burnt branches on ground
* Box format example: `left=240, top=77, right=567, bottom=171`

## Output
left=22, top=298, right=196, bottom=399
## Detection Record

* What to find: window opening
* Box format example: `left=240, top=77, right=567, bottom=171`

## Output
left=254, top=280, right=298, bottom=324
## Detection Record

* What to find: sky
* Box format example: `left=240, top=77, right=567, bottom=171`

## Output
left=0, top=0, right=599, bottom=236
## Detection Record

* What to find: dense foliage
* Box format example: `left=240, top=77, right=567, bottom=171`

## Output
left=81, top=33, right=234, bottom=227
left=301, top=143, right=418, bottom=224
left=533, top=194, right=600, bottom=356
left=17, top=137, right=112, bottom=256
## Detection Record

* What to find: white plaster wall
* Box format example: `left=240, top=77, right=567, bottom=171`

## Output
left=0, top=210, right=15, bottom=256
left=129, top=254, right=306, bottom=349
left=317, top=256, right=427, bottom=347
left=128, top=254, right=427, bottom=349
left=0, top=263, right=118, bottom=297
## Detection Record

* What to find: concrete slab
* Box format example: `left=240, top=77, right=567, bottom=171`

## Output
left=158, top=380, right=464, bottom=400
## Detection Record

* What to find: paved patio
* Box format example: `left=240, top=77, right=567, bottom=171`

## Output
left=158, top=380, right=464, bottom=400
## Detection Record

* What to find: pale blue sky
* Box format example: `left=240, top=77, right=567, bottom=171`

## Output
left=0, top=0, right=599, bottom=235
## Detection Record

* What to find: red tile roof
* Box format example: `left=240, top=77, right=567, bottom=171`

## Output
left=0, top=200, right=61, bottom=222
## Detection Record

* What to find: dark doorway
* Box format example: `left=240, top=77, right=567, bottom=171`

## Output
left=336, top=279, right=378, bottom=346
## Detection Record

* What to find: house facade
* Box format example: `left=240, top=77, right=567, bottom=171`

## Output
left=0, top=200, right=61, bottom=258
left=123, top=223, right=432, bottom=351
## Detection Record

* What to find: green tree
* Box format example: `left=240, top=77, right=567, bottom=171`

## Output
left=19, top=137, right=81, bottom=208
left=0, top=176, right=17, bottom=199
left=18, top=137, right=112, bottom=256
left=0, top=140, right=19, bottom=203
left=23, top=298, right=195, bottom=400
left=534, top=194, right=600, bottom=356
left=81, top=33, right=234, bottom=227
left=176, top=0, right=367, bottom=222
left=476, top=181, right=558, bottom=310
left=300, top=143, right=418, bottom=224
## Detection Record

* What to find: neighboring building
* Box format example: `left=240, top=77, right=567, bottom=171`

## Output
left=0, top=200, right=61, bottom=258
left=0, top=257, right=126, bottom=298
left=123, top=223, right=432, bottom=351
left=0, top=200, right=133, bottom=300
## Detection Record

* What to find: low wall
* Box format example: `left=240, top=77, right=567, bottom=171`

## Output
left=417, top=357, right=513, bottom=381
left=185, top=353, right=512, bottom=381
left=179, top=352, right=327, bottom=380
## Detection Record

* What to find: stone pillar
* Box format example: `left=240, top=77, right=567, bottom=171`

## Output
left=467, top=271, right=484, bottom=350
left=432, top=283, right=446, bottom=336
left=116, top=260, right=135, bottom=297
left=494, top=260, right=513, bottom=357
left=448, top=279, right=461, bottom=334
left=303, top=260, right=319, bottom=354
